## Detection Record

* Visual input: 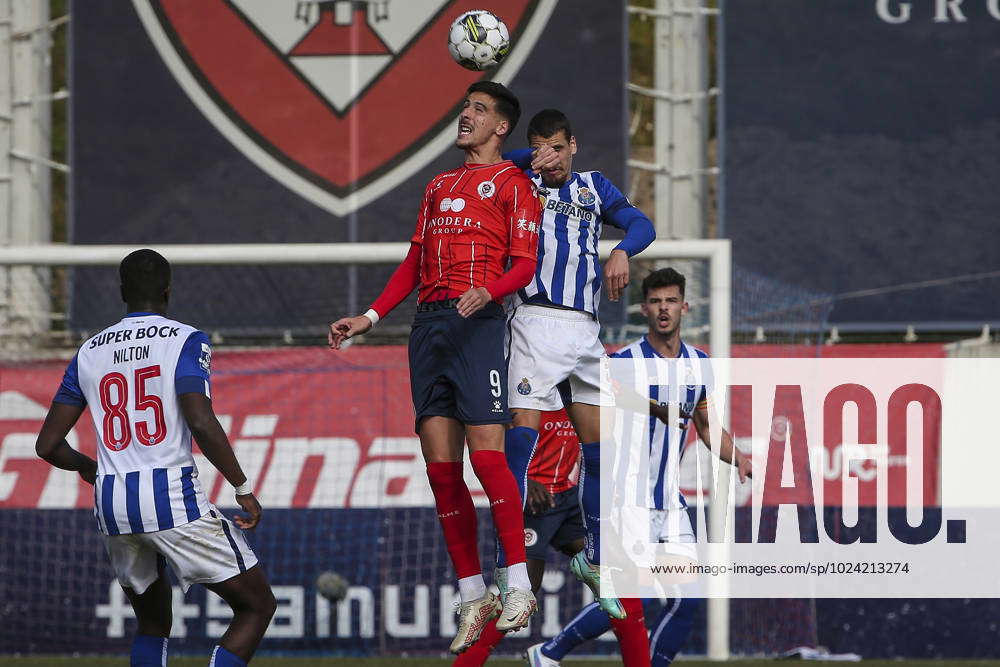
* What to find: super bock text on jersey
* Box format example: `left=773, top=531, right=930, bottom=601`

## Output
left=612, top=337, right=711, bottom=511
left=54, top=312, right=213, bottom=535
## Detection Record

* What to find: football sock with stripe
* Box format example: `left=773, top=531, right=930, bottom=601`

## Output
left=541, top=601, right=609, bottom=660
left=427, top=461, right=482, bottom=595
left=130, top=634, right=167, bottom=667
left=209, top=645, right=246, bottom=667
left=580, top=441, right=602, bottom=563
left=503, top=426, right=538, bottom=505
left=649, top=597, right=700, bottom=666
left=495, top=426, right=538, bottom=568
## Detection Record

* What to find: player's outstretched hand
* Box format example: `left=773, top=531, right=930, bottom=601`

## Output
left=456, top=287, right=492, bottom=318
left=234, top=492, right=262, bottom=530
left=328, top=315, right=372, bottom=349
left=527, top=479, right=555, bottom=515
left=530, top=144, right=560, bottom=173
left=603, top=248, right=629, bottom=301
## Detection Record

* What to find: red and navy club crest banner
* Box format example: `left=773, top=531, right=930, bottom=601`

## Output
left=69, top=1, right=627, bottom=332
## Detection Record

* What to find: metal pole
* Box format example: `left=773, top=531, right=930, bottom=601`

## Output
left=654, top=0, right=708, bottom=240
left=0, top=0, right=12, bottom=338
left=653, top=0, right=672, bottom=239
left=707, top=237, right=731, bottom=661
left=4, top=0, right=51, bottom=350
left=0, top=239, right=727, bottom=265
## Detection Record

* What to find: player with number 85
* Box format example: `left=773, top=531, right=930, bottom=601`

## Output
left=35, top=250, right=276, bottom=667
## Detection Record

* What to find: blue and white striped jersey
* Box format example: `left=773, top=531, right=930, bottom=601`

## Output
left=518, top=170, right=636, bottom=316
left=612, top=337, right=711, bottom=510
left=53, top=312, right=213, bottom=535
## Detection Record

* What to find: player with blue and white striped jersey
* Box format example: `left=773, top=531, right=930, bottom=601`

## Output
left=35, top=250, right=275, bottom=667
left=495, top=109, right=655, bottom=624
left=612, top=267, right=750, bottom=541
left=525, top=268, right=751, bottom=667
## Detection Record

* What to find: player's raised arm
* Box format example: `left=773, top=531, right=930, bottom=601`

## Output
left=35, top=354, right=97, bottom=484
left=328, top=240, right=421, bottom=348
left=328, top=183, right=434, bottom=348
left=592, top=172, right=656, bottom=301
left=502, top=145, right=561, bottom=175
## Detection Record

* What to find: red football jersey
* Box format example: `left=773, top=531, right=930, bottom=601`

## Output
left=528, top=409, right=580, bottom=495
left=410, top=161, right=541, bottom=303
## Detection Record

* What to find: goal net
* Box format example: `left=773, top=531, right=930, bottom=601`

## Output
left=0, top=240, right=837, bottom=661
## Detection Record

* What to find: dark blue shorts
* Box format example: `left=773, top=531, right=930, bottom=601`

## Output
left=524, top=486, right=585, bottom=561
left=408, top=301, right=510, bottom=431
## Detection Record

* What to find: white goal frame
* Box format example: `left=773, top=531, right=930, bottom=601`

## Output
left=0, top=238, right=733, bottom=659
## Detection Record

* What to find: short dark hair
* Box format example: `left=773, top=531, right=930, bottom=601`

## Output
left=466, top=81, right=520, bottom=137
left=120, top=249, right=170, bottom=305
left=642, top=267, right=686, bottom=298
left=527, top=108, right=572, bottom=143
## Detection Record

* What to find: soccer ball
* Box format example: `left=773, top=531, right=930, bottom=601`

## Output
left=448, top=10, right=510, bottom=71
left=315, top=570, right=349, bottom=602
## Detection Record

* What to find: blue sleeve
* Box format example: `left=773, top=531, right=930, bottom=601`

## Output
left=175, top=331, right=212, bottom=396
left=53, top=354, right=86, bottom=406
left=592, top=172, right=655, bottom=257
left=697, top=350, right=713, bottom=404
left=502, top=148, right=534, bottom=173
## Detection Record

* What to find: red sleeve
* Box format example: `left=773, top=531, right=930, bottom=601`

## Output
left=502, top=174, right=542, bottom=260
left=484, top=255, right=536, bottom=301
left=370, top=242, right=421, bottom=318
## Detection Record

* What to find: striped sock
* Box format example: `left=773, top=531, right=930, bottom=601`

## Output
left=130, top=634, right=167, bottom=667
left=496, top=426, right=538, bottom=567
left=542, top=602, right=609, bottom=660
left=649, top=597, right=700, bottom=666
left=209, top=645, right=247, bottom=667
left=580, top=441, right=601, bottom=563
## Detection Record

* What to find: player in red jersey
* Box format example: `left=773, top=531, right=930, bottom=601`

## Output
left=329, top=81, right=542, bottom=655
left=456, top=409, right=650, bottom=667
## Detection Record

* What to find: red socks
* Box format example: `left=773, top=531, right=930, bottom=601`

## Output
left=452, top=617, right=505, bottom=666
left=427, top=452, right=526, bottom=586
left=611, top=598, right=650, bottom=666
left=426, top=462, right=480, bottom=579
left=470, top=450, right=528, bottom=566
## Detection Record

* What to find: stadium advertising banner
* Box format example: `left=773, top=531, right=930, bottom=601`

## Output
left=723, top=0, right=1000, bottom=328
left=69, top=0, right=627, bottom=333
left=0, top=345, right=949, bottom=655
left=0, top=348, right=601, bottom=655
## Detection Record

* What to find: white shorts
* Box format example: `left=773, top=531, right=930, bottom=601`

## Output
left=506, top=304, right=605, bottom=411
left=103, top=510, right=258, bottom=594
left=650, top=508, right=697, bottom=559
